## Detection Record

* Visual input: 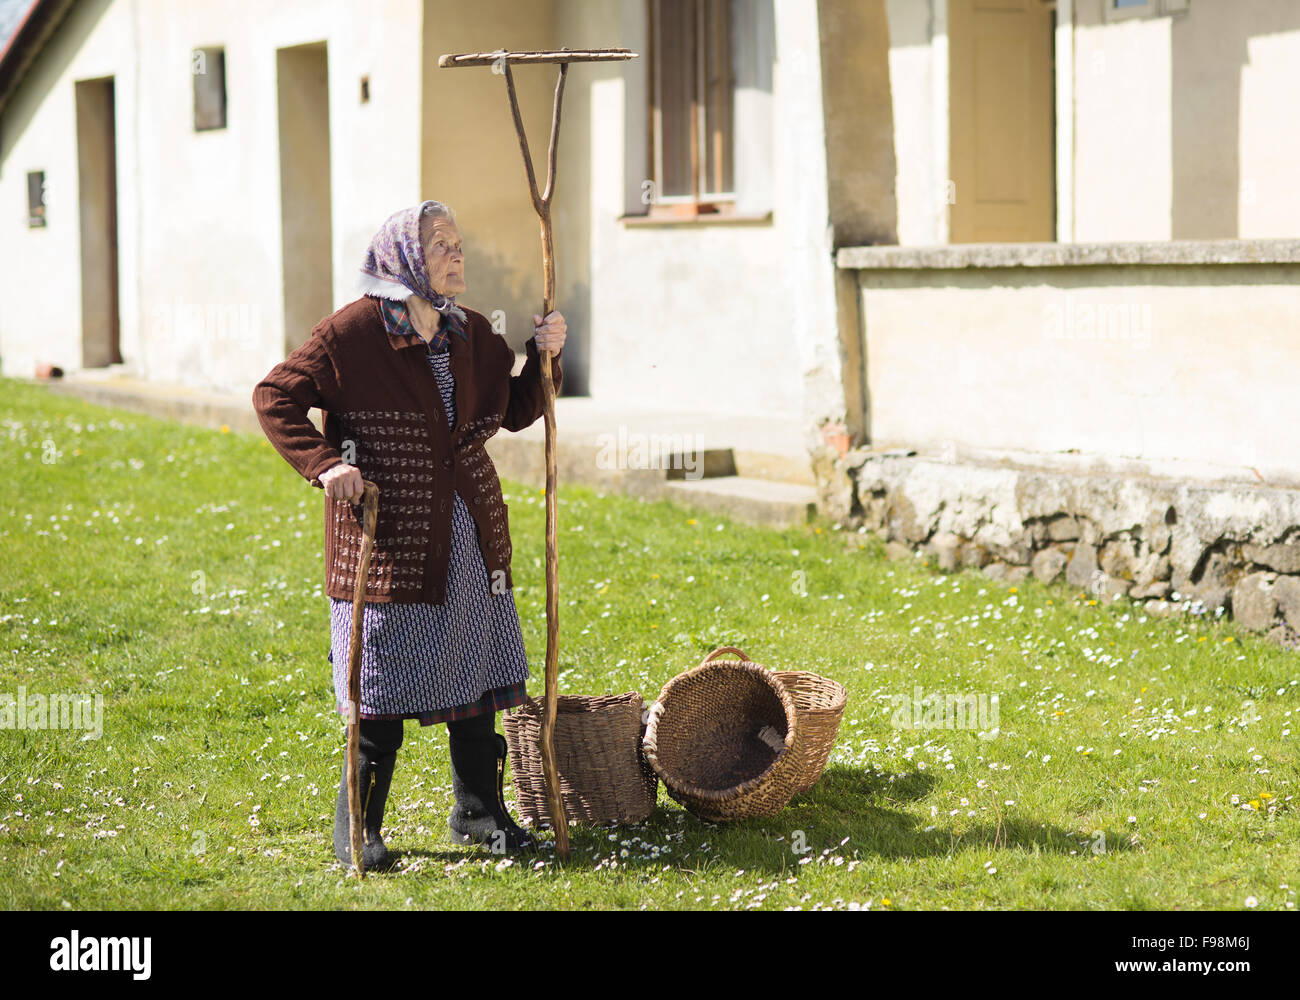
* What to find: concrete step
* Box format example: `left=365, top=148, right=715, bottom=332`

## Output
left=43, top=376, right=266, bottom=434
left=499, top=396, right=816, bottom=487
left=663, top=475, right=818, bottom=528
left=733, top=448, right=816, bottom=487
left=35, top=375, right=820, bottom=528
left=485, top=434, right=817, bottom=528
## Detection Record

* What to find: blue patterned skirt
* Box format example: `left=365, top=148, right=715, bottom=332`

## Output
left=326, top=347, right=530, bottom=725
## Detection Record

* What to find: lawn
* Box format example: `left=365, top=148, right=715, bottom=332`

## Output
left=2, top=376, right=1296, bottom=910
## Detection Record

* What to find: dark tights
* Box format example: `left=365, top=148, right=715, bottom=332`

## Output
left=359, top=711, right=495, bottom=750
left=445, top=709, right=496, bottom=741
left=358, top=718, right=404, bottom=758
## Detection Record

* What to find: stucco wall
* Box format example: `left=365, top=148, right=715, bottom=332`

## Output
left=418, top=0, right=560, bottom=366
left=850, top=251, right=1300, bottom=480
left=885, top=0, right=1300, bottom=246
left=0, top=0, right=844, bottom=427
left=549, top=0, right=839, bottom=425
left=0, top=0, right=425, bottom=392
left=885, top=0, right=943, bottom=246
left=0, top=0, right=134, bottom=380
left=1071, top=4, right=1173, bottom=240
left=1234, top=16, right=1300, bottom=238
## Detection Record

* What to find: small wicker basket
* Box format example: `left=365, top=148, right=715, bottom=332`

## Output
left=503, top=692, right=658, bottom=827
left=771, top=670, right=847, bottom=795
left=642, top=647, right=802, bottom=822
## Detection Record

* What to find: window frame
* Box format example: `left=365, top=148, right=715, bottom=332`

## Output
left=646, top=0, right=738, bottom=219
left=1103, top=0, right=1189, bottom=21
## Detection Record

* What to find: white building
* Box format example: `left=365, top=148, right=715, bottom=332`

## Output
left=3, top=0, right=1299, bottom=488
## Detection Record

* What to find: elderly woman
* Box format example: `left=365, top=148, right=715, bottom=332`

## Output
left=252, top=200, right=565, bottom=868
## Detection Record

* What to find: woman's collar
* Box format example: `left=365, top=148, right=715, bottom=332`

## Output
left=372, top=295, right=468, bottom=350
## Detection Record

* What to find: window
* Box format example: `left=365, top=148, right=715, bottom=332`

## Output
left=648, top=0, right=740, bottom=217
left=1105, top=0, right=1154, bottom=17
left=27, top=171, right=46, bottom=228
left=193, top=47, right=227, bottom=131
left=1104, top=0, right=1189, bottom=20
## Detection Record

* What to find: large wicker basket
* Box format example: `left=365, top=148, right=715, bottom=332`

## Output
left=642, top=647, right=802, bottom=822
left=772, top=670, right=847, bottom=795
left=503, top=692, right=658, bottom=827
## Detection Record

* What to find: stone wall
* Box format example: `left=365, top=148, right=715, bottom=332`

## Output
left=813, top=447, right=1300, bottom=649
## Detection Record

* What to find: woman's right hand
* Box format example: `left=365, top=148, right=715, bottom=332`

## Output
left=319, top=463, right=365, bottom=503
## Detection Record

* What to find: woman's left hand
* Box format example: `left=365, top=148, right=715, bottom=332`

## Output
left=533, top=310, right=566, bottom=354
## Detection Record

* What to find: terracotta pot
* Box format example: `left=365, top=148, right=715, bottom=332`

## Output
left=820, top=421, right=851, bottom=457
left=825, top=432, right=851, bottom=456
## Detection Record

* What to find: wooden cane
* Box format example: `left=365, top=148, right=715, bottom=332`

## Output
left=346, top=479, right=380, bottom=877
left=438, top=47, right=636, bottom=862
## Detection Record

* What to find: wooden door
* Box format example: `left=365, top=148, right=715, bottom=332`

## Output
left=948, top=0, right=1055, bottom=243
left=277, top=42, right=334, bottom=355
left=76, top=77, right=122, bottom=366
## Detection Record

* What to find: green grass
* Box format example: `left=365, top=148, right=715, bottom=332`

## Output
left=2, top=375, right=1296, bottom=910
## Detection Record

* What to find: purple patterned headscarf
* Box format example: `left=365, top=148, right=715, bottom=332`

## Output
left=358, top=200, right=468, bottom=330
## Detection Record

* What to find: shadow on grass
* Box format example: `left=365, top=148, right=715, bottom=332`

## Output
left=770, top=765, right=1131, bottom=865
left=596, top=764, right=1125, bottom=875
left=354, top=764, right=1130, bottom=879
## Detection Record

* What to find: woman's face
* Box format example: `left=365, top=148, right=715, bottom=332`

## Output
left=422, top=215, right=466, bottom=297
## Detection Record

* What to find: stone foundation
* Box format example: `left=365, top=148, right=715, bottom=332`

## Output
left=813, top=447, right=1300, bottom=649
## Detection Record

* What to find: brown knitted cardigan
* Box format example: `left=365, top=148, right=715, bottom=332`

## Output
left=251, top=296, right=561, bottom=603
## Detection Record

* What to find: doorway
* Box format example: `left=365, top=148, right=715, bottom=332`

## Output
left=277, top=42, right=333, bottom=355
left=75, top=76, right=122, bottom=366
left=948, top=0, right=1055, bottom=242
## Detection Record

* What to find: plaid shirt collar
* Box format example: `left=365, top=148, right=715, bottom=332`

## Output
left=378, top=297, right=467, bottom=354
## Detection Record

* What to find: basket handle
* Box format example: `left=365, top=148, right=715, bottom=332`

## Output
left=698, top=645, right=752, bottom=668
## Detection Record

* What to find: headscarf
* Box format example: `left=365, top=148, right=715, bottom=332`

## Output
left=357, top=201, right=468, bottom=338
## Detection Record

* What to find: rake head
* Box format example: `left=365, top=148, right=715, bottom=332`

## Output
left=438, top=47, right=637, bottom=68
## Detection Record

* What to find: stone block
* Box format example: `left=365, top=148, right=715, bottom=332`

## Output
left=1244, top=539, right=1300, bottom=574
left=1231, top=571, right=1278, bottom=632
left=1066, top=542, right=1099, bottom=590
left=1272, top=575, right=1300, bottom=632
left=926, top=533, right=961, bottom=572
left=1046, top=515, right=1080, bottom=542
left=1032, top=548, right=1067, bottom=584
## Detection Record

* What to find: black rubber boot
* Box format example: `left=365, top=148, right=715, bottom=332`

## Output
left=447, top=710, right=537, bottom=853
left=334, top=718, right=403, bottom=871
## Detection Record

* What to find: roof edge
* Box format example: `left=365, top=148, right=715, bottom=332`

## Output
left=0, top=0, right=78, bottom=122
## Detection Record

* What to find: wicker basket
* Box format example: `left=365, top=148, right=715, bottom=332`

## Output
left=772, top=671, right=847, bottom=795
left=503, top=692, right=658, bottom=827
left=642, top=647, right=802, bottom=822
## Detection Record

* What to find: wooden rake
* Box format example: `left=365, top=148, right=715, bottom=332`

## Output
left=438, top=47, right=637, bottom=863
